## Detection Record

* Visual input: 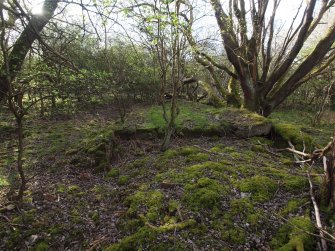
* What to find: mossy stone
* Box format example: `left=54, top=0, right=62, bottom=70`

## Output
left=272, top=122, right=314, bottom=150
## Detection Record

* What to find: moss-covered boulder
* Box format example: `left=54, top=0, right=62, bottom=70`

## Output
left=216, top=108, right=272, bottom=138
left=271, top=122, right=314, bottom=150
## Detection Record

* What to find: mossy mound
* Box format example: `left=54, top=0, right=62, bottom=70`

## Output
left=271, top=216, right=316, bottom=250
left=183, top=177, right=227, bottom=210
left=271, top=122, right=314, bottom=150
left=69, top=125, right=120, bottom=171
left=115, top=101, right=272, bottom=139
left=105, top=140, right=313, bottom=250
left=238, top=175, right=278, bottom=202
left=218, top=107, right=272, bottom=137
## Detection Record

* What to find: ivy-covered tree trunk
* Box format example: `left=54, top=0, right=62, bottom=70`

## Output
left=0, top=0, right=59, bottom=101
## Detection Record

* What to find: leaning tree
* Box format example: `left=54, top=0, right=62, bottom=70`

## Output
left=0, top=0, right=59, bottom=101
left=187, top=0, right=335, bottom=116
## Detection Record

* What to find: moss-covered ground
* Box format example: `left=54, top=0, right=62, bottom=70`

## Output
left=0, top=103, right=334, bottom=250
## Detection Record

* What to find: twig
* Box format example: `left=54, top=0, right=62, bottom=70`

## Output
left=276, top=214, right=335, bottom=244
left=0, top=214, right=25, bottom=228
left=256, top=140, right=281, bottom=157
left=307, top=171, right=328, bottom=251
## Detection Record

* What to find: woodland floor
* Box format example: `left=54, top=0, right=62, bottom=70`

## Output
left=0, top=103, right=334, bottom=250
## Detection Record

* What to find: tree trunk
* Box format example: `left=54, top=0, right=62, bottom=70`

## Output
left=16, top=116, right=26, bottom=204
left=0, top=0, right=59, bottom=101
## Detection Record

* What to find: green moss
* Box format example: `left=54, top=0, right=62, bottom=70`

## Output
left=168, top=200, right=180, bottom=213
left=272, top=122, right=314, bottom=150
left=90, top=211, right=100, bottom=223
left=251, top=144, right=266, bottom=153
left=280, top=199, right=307, bottom=217
left=210, top=144, right=226, bottom=153
left=157, top=161, right=225, bottom=184
left=283, top=176, right=308, bottom=192
left=230, top=152, right=242, bottom=159
left=271, top=216, right=315, bottom=251
left=107, top=168, right=119, bottom=178
left=118, top=175, right=130, bottom=185
left=70, top=208, right=82, bottom=224
left=280, top=157, right=293, bottom=167
left=183, top=177, right=227, bottom=210
left=238, top=175, right=278, bottom=202
left=48, top=225, right=62, bottom=235
left=229, top=198, right=262, bottom=227
left=12, top=209, right=37, bottom=224
left=163, top=149, right=178, bottom=158
left=128, top=157, right=150, bottom=169
left=106, top=226, right=157, bottom=251
left=186, top=152, right=209, bottom=163
left=56, top=183, right=66, bottom=193
left=179, top=146, right=200, bottom=156
left=153, top=219, right=196, bottom=232
left=34, top=241, right=49, bottom=251
left=230, top=198, right=254, bottom=215
left=222, top=228, right=246, bottom=245
left=107, top=219, right=196, bottom=251
left=250, top=137, right=274, bottom=146
left=68, top=185, right=80, bottom=193
left=222, top=146, right=235, bottom=153
left=126, top=190, right=164, bottom=221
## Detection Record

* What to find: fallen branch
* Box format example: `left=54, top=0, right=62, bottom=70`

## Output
left=276, top=214, right=335, bottom=244
left=307, top=171, right=328, bottom=251
left=285, top=137, right=335, bottom=163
